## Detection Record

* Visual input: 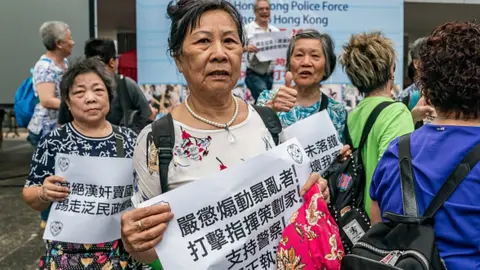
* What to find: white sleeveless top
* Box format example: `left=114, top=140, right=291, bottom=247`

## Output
left=132, top=105, right=276, bottom=206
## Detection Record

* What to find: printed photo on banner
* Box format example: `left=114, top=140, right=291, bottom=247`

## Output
left=139, top=84, right=183, bottom=119
left=138, top=138, right=311, bottom=270
left=137, top=0, right=404, bottom=88
left=280, top=110, right=343, bottom=174
left=43, top=154, right=134, bottom=244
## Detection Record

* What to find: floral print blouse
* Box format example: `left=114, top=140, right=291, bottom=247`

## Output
left=27, top=55, right=68, bottom=136
left=257, top=89, right=347, bottom=143
left=131, top=105, right=276, bottom=205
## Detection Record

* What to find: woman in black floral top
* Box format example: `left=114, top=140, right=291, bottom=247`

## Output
left=22, top=57, right=139, bottom=269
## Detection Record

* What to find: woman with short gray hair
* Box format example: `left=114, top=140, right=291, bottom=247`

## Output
left=27, top=20, right=75, bottom=228
left=257, top=29, right=348, bottom=143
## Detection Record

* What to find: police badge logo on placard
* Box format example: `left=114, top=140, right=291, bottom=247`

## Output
left=50, top=221, right=64, bottom=236
left=287, top=144, right=303, bottom=164
left=58, top=157, right=70, bottom=172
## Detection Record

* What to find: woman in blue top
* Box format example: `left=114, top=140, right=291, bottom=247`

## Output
left=256, top=29, right=347, bottom=143
left=370, top=21, right=480, bottom=269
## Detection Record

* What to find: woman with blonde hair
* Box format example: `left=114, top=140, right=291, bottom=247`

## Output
left=338, top=32, right=414, bottom=222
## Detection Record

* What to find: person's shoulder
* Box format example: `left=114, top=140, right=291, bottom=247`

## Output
left=257, top=89, right=277, bottom=103
left=40, top=124, right=69, bottom=143
left=244, top=21, right=256, bottom=28
left=122, top=76, right=138, bottom=86
left=376, top=101, right=414, bottom=132
left=33, top=56, right=53, bottom=71
left=117, top=125, right=137, bottom=137
left=269, top=25, right=280, bottom=32
left=122, top=76, right=143, bottom=93
left=326, top=96, right=346, bottom=110
left=380, top=100, right=411, bottom=118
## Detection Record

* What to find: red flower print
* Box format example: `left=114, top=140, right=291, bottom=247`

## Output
left=174, top=128, right=212, bottom=162
left=217, top=157, right=227, bottom=171
left=182, top=130, right=191, bottom=140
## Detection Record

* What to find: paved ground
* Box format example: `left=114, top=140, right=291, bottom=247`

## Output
left=0, top=135, right=45, bottom=270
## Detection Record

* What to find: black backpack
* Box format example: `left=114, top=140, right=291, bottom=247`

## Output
left=323, top=101, right=394, bottom=253
left=341, top=134, right=480, bottom=270
left=151, top=105, right=282, bottom=193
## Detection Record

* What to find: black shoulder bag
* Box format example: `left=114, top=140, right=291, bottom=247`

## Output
left=323, top=101, right=394, bottom=253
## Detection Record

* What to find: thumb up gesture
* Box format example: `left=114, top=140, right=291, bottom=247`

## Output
left=272, top=72, right=298, bottom=112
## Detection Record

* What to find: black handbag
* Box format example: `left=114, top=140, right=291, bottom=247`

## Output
left=323, top=101, right=394, bottom=253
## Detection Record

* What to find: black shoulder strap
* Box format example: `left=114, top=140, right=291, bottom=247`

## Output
left=423, top=142, right=480, bottom=218
left=252, top=105, right=282, bottom=146
left=357, top=101, right=394, bottom=150
left=151, top=114, right=175, bottom=193
left=319, top=92, right=329, bottom=112
left=111, top=125, right=125, bottom=158
left=116, top=75, right=132, bottom=124
left=398, top=133, right=418, bottom=216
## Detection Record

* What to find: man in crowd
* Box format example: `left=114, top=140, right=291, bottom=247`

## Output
left=244, top=0, right=279, bottom=102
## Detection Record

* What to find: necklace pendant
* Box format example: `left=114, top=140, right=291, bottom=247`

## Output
left=225, top=126, right=236, bottom=143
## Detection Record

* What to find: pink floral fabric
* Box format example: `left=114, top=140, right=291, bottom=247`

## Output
left=277, top=184, right=344, bottom=270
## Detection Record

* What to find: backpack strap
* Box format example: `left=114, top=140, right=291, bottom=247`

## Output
left=319, top=92, right=329, bottom=112
left=398, top=133, right=418, bottom=216
left=111, top=125, right=125, bottom=158
left=357, top=101, right=394, bottom=150
left=151, top=114, right=175, bottom=193
left=252, top=105, right=282, bottom=146
left=116, top=75, right=132, bottom=125
left=423, top=142, right=480, bottom=218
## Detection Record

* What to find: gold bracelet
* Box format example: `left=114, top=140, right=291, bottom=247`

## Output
left=37, top=188, right=50, bottom=204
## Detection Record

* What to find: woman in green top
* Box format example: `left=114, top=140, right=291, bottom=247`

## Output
left=338, top=32, right=415, bottom=223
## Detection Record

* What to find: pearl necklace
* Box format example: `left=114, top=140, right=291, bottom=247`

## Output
left=185, top=95, right=239, bottom=143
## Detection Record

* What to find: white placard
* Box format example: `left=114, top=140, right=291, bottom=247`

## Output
left=139, top=138, right=310, bottom=270
left=280, top=110, right=343, bottom=174
left=43, top=154, right=134, bottom=244
left=250, top=31, right=291, bottom=62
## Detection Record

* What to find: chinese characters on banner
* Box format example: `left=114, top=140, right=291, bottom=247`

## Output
left=139, top=138, right=311, bottom=270
left=280, top=110, right=343, bottom=174
left=43, top=154, right=134, bottom=244
left=249, top=31, right=291, bottom=62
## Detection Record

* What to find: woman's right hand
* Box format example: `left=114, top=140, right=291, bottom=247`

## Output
left=121, top=204, right=174, bottom=253
left=272, top=72, right=297, bottom=112
left=41, top=175, right=69, bottom=202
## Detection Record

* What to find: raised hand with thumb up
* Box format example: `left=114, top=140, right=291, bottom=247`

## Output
left=272, top=71, right=298, bottom=112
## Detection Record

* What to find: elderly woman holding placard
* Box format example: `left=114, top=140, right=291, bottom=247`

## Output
left=119, top=0, right=335, bottom=265
left=22, top=57, right=139, bottom=269
left=257, top=29, right=348, bottom=143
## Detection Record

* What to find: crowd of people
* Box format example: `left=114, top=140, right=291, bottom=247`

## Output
left=18, top=0, right=479, bottom=269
